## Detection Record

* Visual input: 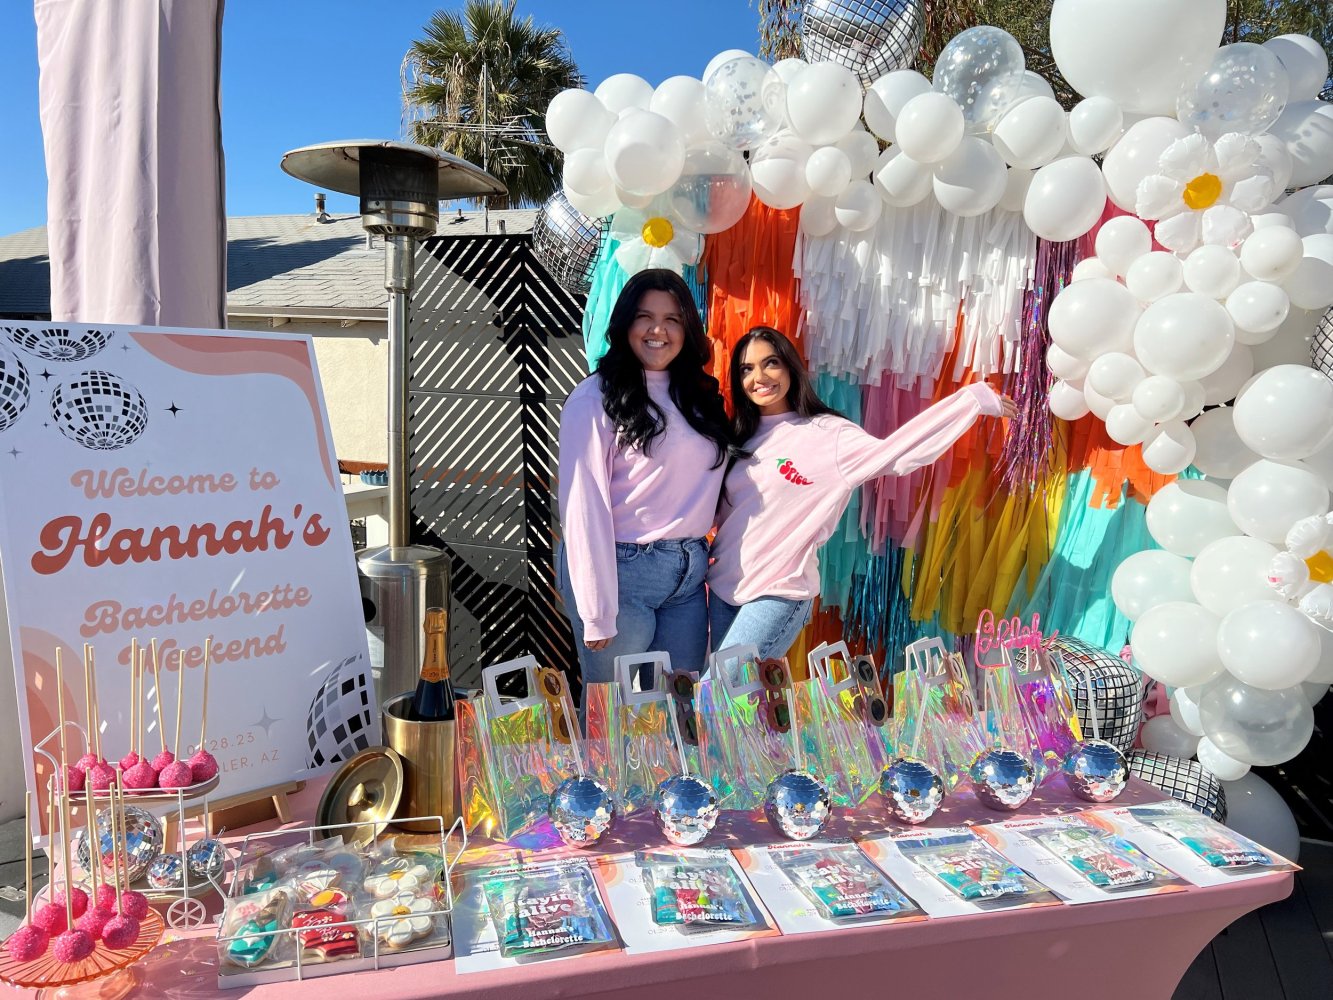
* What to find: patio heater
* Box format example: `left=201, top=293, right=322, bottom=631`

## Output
left=280, top=140, right=505, bottom=703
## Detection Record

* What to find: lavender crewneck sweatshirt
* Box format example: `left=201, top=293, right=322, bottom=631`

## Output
left=708, top=383, right=1004, bottom=606
left=558, top=370, right=725, bottom=640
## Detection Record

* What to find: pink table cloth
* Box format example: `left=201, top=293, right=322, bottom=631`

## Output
left=11, top=777, right=1290, bottom=1000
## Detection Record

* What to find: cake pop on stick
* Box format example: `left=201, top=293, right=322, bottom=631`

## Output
left=86, top=646, right=117, bottom=795
left=148, top=639, right=174, bottom=772
left=75, top=774, right=112, bottom=940
left=110, top=778, right=148, bottom=921
left=119, top=640, right=142, bottom=771
left=52, top=654, right=88, bottom=919
left=159, top=651, right=195, bottom=790
left=102, top=779, right=143, bottom=945
left=188, top=638, right=219, bottom=783
left=53, top=649, right=84, bottom=794
left=75, top=647, right=98, bottom=775
left=32, top=796, right=67, bottom=935
left=124, top=649, right=159, bottom=790
left=5, top=792, right=50, bottom=961
left=52, top=670, right=95, bottom=964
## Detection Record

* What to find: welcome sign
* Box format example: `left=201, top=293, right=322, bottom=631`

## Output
left=0, top=324, right=375, bottom=835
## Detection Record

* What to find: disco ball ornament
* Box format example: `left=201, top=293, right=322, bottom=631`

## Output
left=531, top=191, right=603, bottom=295
left=764, top=769, right=833, bottom=841
left=5, top=324, right=110, bottom=362
left=969, top=748, right=1036, bottom=811
left=653, top=773, right=720, bottom=846
left=146, top=853, right=184, bottom=890
left=1313, top=307, right=1333, bottom=380
left=306, top=652, right=375, bottom=768
left=1061, top=739, right=1130, bottom=803
left=49, top=369, right=149, bottom=451
left=0, top=343, right=30, bottom=432
left=1019, top=636, right=1146, bottom=754
left=75, top=805, right=163, bottom=882
left=548, top=776, right=617, bottom=848
left=187, top=838, right=228, bottom=880
left=801, top=0, right=927, bottom=85
left=879, top=757, right=944, bottom=824
left=1127, top=750, right=1227, bottom=822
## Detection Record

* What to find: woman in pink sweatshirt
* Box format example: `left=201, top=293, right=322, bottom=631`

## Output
left=557, top=269, right=734, bottom=694
left=708, top=327, right=1013, bottom=659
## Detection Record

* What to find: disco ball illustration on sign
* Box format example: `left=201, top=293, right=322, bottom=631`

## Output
left=307, top=652, right=376, bottom=768
left=801, top=0, right=926, bottom=85
left=49, top=369, right=149, bottom=450
left=531, top=191, right=602, bottom=296
left=5, top=324, right=110, bottom=362
left=0, top=343, right=30, bottom=432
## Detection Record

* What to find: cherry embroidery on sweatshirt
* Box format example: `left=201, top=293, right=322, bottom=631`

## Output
left=776, top=457, right=813, bottom=486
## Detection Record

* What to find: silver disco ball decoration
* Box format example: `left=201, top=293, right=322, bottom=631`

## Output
left=306, top=652, right=376, bottom=768
left=764, top=769, right=833, bottom=840
left=0, top=343, right=30, bottom=432
left=880, top=757, right=944, bottom=824
left=187, top=838, right=228, bottom=880
left=75, top=805, right=163, bottom=883
left=1043, top=637, right=1147, bottom=754
left=801, top=0, right=927, bottom=85
left=49, top=369, right=149, bottom=451
left=969, top=748, right=1036, bottom=811
left=531, top=191, right=603, bottom=296
left=147, top=853, right=184, bottom=890
left=5, top=325, right=110, bottom=362
left=1127, top=750, right=1227, bottom=822
left=1313, top=307, right=1333, bottom=379
left=1062, top=739, right=1129, bottom=802
left=548, top=776, right=617, bottom=848
left=653, top=773, right=720, bottom=846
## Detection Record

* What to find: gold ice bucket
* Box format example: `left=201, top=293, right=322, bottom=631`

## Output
left=382, top=694, right=457, bottom=832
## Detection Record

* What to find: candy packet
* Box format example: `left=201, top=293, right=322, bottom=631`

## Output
left=481, top=862, right=617, bottom=958
left=1132, top=807, right=1277, bottom=871
left=897, top=832, right=1052, bottom=908
left=771, top=843, right=918, bottom=922
left=1029, top=824, right=1174, bottom=891
left=636, top=850, right=762, bottom=929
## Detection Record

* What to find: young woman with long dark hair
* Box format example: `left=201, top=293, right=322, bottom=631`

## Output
left=556, top=269, right=733, bottom=693
left=708, top=326, right=1014, bottom=659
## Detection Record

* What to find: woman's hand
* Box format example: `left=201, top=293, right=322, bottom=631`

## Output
left=997, top=394, right=1017, bottom=420
left=585, top=637, right=611, bottom=651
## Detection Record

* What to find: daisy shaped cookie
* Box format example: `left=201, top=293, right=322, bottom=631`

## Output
left=370, top=892, right=436, bottom=949
left=364, top=861, right=432, bottom=899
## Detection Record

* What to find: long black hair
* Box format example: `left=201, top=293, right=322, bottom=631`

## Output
left=729, top=326, right=842, bottom=444
left=595, top=269, right=732, bottom=468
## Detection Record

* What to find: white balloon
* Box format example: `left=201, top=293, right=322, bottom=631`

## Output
left=1233, top=364, right=1333, bottom=461
left=894, top=92, right=965, bottom=165
left=703, top=50, right=753, bottom=83
left=805, top=146, right=853, bottom=197
left=546, top=89, right=616, bottom=153
left=563, top=147, right=613, bottom=197
left=1196, top=737, right=1250, bottom=780
left=1047, top=344, right=1090, bottom=381
left=1140, top=713, right=1203, bottom=757
left=1088, top=352, right=1145, bottom=401
left=999, top=167, right=1033, bottom=213
left=1147, top=479, right=1240, bottom=556
left=1050, top=0, right=1227, bottom=115
left=1226, top=459, right=1329, bottom=543
left=1096, top=217, right=1152, bottom=277
left=1240, top=227, right=1304, bottom=283
left=1190, top=536, right=1281, bottom=616
left=1071, top=258, right=1114, bottom=282
left=1049, top=379, right=1092, bottom=420
left=1047, top=278, right=1140, bottom=360
left=1179, top=380, right=1207, bottom=421
left=992, top=97, right=1067, bottom=169
left=1219, top=601, right=1320, bottom=690
left=1106, top=403, right=1155, bottom=446
left=786, top=63, right=862, bottom=146
left=1200, top=343, right=1254, bottom=406
left=1285, top=184, right=1333, bottom=239
left=1309, top=624, right=1333, bottom=684
left=1133, top=293, right=1236, bottom=382
left=1142, top=421, right=1197, bottom=475
left=835, top=129, right=881, bottom=179
left=1023, top=156, right=1107, bottom=242
left=1226, top=282, right=1290, bottom=343
left=749, top=132, right=813, bottom=210
left=862, top=70, right=932, bottom=143
left=1264, top=34, right=1331, bottom=102
left=1171, top=687, right=1207, bottom=737
left=1004, top=70, right=1057, bottom=110
left=1300, top=436, right=1333, bottom=492
left=1102, top=117, right=1192, bottom=211
left=771, top=57, right=809, bottom=85
left=1250, top=305, right=1320, bottom=371
left=1067, top=96, right=1124, bottom=155
left=1283, top=234, right=1333, bottom=311
left=1268, top=101, right=1333, bottom=188
left=872, top=146, right=933, bottom=208
left=1134, top=601, right=1226, bottom=688
left=1255, top=133, right=1296, bottom=195
left=1133, top=376, right=1185, bottom=422
left=932, top=137, right=1008, bottom=217
left=1125, top=251, right=1185, bottom=302
left=1085, top=382, right=1118, bottom=420
left=1112, top=549, right=1195, bottom=621
left=1183, top=245, right=1242, bottom=300
left=650, top=76, right=710, bottom=145
left=833, top=179, right=882, bottom=232
left=799, top=195, right=838, bottom=237
left=1190, top=407, right=1260, bottom=479
left=563, top=184, right=622, bottom=219
left=603, top=110, right=686, bottom=196
left=594, top=73, right=654, bottom=114
left=1220, top=772, right=1300, bottom=860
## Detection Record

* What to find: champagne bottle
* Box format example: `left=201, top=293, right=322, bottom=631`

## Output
left=409, top=607, right=454, bottom=721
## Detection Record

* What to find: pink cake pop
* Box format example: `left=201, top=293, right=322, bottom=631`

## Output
left=123, top=760, right=158, bottom=790
left=52, top=661, right=97, bottom=965
left=53, top=926, right=95, bottom=963
left=95, top=883, right=118, bottom=912
left=5, top=792, right=50, bottom=963
left=32, top=795, right=74, bottom=933
left=88, top=759, right=117, bottom=792
left=159, top=652, right=195, bottom=790
left=60, top=764, right=85, bottom=793
left=101, top=779, right=140, bottom=950
left=148, top=640, right=175, bottom=772
left=122, top=655, right=158, bottom=789
left=189, top=638, right=219, bottom=783
left=76, top=905, right=113, bottom=941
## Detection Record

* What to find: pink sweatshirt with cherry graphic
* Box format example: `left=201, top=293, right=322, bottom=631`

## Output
left=708, top=383, right=1005, bottom=606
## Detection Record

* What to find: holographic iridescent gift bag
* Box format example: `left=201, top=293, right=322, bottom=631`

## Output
left=892, top=638, right=988, bottom=791
left=793, top=641, right=888, bottom=807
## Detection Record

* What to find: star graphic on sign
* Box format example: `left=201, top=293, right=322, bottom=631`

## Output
left=120, top=343, right=132, bottom=352
left=253, top=706, right=282, bottom=737
left=166, top=402, right=182, bottom=416
left=7, top=447, right=20, bottom=458
left=39, top=369, right=53, bottom=381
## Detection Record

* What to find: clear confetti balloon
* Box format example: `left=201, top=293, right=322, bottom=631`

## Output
left=146, top=853, right=184, bottom=890
left=703, top=55, right=787, bottom=150
left=763, top=769, right=833, bottom=841
left=548, top=776, right=617, bottom=848
left=653, top=773, right=720, bottom=846
left=187, top=838, right=228, bottom=879
left=879, top=757, right=944, bottom=823
left=1061, top=739, right=1130, bottom=802
left=0, top=342, right=30, bottom=432
left=969, top=748, right=1035, bottom=810
left=931, top=26, right=1026, bottom=133
left=666, top=142, right=753, bottom=235
left=75, top=806, right=163, bottom=883
left=800, top=0, right=926, bottom=85
left=5, top=325, right=110, bottom=362
left=49, top=370, right=149, bottom=451
left=1177, top=42, right=1291, bottom=140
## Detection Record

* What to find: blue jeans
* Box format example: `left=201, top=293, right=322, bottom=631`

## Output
left=708, top=595, right=814, bottom=662
left=556, top=538, right=710, bottom=695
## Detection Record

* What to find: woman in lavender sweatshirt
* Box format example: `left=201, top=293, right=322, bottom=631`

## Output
left=556, top=269, right=733, bottom=692
left=708, top=327, right=1013, bottom=660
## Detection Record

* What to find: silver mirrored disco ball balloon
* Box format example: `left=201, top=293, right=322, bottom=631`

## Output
left=531, top=191, right=603, bottom=296
left=5, top=324, right=110, bottom=362
left=1062, top=739, right=1129, bottom=802
left=49, top=369, right=149, bottom=451
left=969, top=748, right=1036, bottom=811
left=1126, top=750, right=1227, bottom=822
left=764, top=769, right=833, bottom=841
left=880, top=757, right=944, bottom=823
left=147, top=853, right=185, bottom=890
left=187, top=838, right=228, bottom=879
left=548, top=776, right=617, bottom=848
left=653, top=773, right=720, bottom=846
left=1312, top=307, right=1333, bottom=380
left=0, top=343, right=30, bottom=432
left=1026, top=636, right=1146, bottom=754
left=801, top=0, right=927, bottom=85
left=75, top=805, right=163, bottom=883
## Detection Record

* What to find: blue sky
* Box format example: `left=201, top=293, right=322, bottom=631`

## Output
left=0, top=1, right=764, bottom=235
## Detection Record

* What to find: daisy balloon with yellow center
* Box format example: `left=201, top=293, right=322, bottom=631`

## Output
left=609, top=205, right=703, bottom=275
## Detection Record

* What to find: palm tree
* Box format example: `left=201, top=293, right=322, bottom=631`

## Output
left=403, top=0, right=582, bottom=208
